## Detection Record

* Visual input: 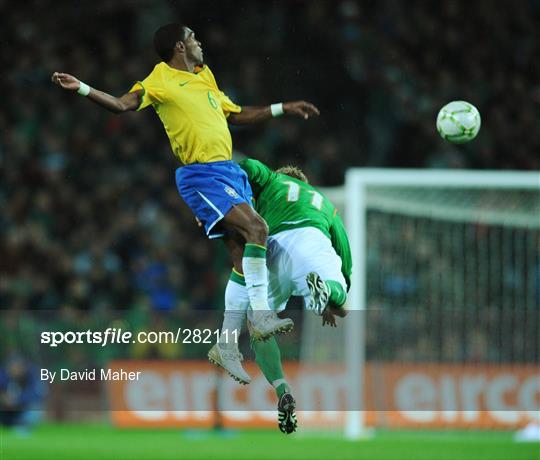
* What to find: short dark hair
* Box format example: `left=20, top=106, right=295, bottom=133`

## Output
left=275, top=165, right=309, bottom=184
left=154, top=23, right=186, bottom=62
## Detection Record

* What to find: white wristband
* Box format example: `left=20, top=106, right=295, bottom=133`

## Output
left=270, top=103, right=284, bottom=117
left=77, top=81, right=91, bottom=96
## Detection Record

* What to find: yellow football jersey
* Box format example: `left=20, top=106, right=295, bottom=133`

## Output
left=130, top=63, right=241, bottom=165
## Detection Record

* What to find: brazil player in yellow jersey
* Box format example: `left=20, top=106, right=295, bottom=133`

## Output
left=51, top=23, right=319, bottom=338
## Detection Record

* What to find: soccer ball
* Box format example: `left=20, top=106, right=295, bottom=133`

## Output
left=436, top=101, right=481, bottom=144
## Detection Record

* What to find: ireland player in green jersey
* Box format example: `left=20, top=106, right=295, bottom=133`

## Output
left=208, top=158, right=352, bottom=434
left=239, top=158, right=351, bottom=315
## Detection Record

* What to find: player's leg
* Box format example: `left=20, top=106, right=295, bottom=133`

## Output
left=214, top=262, right=297, bottom=432
left=250, top=236, right=297, bottom=434
left=222, top=203, right=293, bottom=340
left=222, top=202, right=271, bottom=310
left=210, top=261, right=294, bottom=392
left=222, top=232, right=297, bottom=432
left=209, top=231, right=291, bottom=383
left=208, top=268, right=251, bottom=385
left=222, top=204, right=269, bottom=310
left=303, top=231, right=348, bottom=314
left=249, top=333, right=297, bottom=434
left=300, top=229, right=346, bottom=311
left=252, top=336, right=290, bottom=397
left=208, top=233, right=250, bottom=384
left=324, top=280, right=348, bottom=309
left=274, top=228, right=348, bottom=315
left=306, top=274, right=347, bottom=313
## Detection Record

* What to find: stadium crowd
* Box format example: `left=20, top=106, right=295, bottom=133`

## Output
left=2, top=0, right=539, bottom=370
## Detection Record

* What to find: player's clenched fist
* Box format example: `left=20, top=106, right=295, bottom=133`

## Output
left=51, top=72, right=81, bottom=91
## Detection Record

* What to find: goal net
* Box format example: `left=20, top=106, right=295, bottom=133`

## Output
left=301, top=169, right=540, bottom=437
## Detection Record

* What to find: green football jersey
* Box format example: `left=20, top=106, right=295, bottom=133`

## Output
left=240, top=158, right=352, bottom=289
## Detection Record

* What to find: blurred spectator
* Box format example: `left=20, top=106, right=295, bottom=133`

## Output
left=0, top=356, right=46, bottom=434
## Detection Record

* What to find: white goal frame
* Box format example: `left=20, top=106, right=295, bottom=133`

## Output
left=344, top=168, right=540, bottom=439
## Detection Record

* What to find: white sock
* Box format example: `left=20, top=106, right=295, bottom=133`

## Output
left=242, top=244, right=270, bottom=311
left=220, top=277, right=249, bottom=348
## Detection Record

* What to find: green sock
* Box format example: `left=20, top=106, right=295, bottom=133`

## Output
left=251, top=336, right=290, bottom=397
left=326, top=280, right=347, bottom=308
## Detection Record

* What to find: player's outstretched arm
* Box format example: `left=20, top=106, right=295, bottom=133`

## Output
left=228, top=101, right=319, bottom=124
left=51, top=72, right=142, bottom=114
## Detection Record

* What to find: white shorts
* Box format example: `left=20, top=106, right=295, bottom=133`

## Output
left=266, top=227, right=347, bottom=312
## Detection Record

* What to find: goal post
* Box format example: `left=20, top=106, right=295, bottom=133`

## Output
left=343, top=168, right=540, bottom=439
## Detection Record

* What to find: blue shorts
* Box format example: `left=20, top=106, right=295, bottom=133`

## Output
left=175, top=160, right=253, bottom=239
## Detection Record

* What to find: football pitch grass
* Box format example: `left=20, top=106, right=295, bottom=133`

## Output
left=1, top=423, right=538, bottom=460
